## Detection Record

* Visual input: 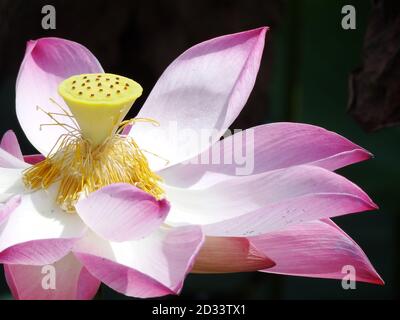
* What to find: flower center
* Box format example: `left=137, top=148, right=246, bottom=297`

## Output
left=23, top=73, right=164, bottom=213
left=58, top=73, right=143, bottom=146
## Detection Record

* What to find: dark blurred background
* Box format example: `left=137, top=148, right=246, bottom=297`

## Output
left=0, top=0, right=398, bottom=299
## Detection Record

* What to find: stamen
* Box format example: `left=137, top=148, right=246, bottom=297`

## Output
left=49, top=98, right=80, bottom=129
left=140, top=148, right=170, bottom=166
left=39, top=123, right=79, bottom=134
left=117, top=117, right=160, bottom=134
left=36, top=105, right=79, bottom=134
left=23, top=132, right=164, bottom=213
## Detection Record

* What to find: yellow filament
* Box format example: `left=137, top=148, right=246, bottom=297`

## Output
left=23, top=131, right=164, bottom=213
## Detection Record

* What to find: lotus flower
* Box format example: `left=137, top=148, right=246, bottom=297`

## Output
left=0, top=27, right=382, bottom=300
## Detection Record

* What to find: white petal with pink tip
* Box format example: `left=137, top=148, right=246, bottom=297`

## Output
left=130, top=28, right=267, bottom=170
left=4, top=253, right=100, bottom=300
left=0, top=187, right=86, bottom=265
left=251, top=219, right=383, bottom=285
left=160, top=122, right=372, bottom=189
left=16, top=38, right=104, bottom=155
left=164, top=165, right=377, bottom=235
left=73, top=226, right=204, bottom=298
left=76, top=183, right=170, bottom=242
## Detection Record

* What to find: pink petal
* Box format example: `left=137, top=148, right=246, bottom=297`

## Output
left=0, top=195, right=21, bottom=226
left=24, top=154, right=45, bottom=165
left=0, top=131, right=45, bottom=166
left=192, top=236, right=275, bottom=273
left=0, top=130, right=23, bottom=161
left=76, top=183, right=170, bottom=242
left=4, top=253, right=100, bottom=300
left=76, top=265, right=102, bottom=300
left=73, top=226, right=204, bottom=298
left=0, top=188, right=86, bottom=265
left=129, top=27, right=268, bottom=170
left=202, top=193, right=376, bottom=237
left=16, top=37, right=104, bottom=155
left=250, top=219, right=383, bottom=285
left=160, top=123, right=372, bottom=188
left=165, top=165, right=377, bottom=231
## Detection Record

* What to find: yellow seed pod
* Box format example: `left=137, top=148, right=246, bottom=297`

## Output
left=58, top=73, right=143, bottom=146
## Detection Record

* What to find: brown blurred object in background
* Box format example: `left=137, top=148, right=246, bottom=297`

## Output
left=349, top=0, right=400, bottom=131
